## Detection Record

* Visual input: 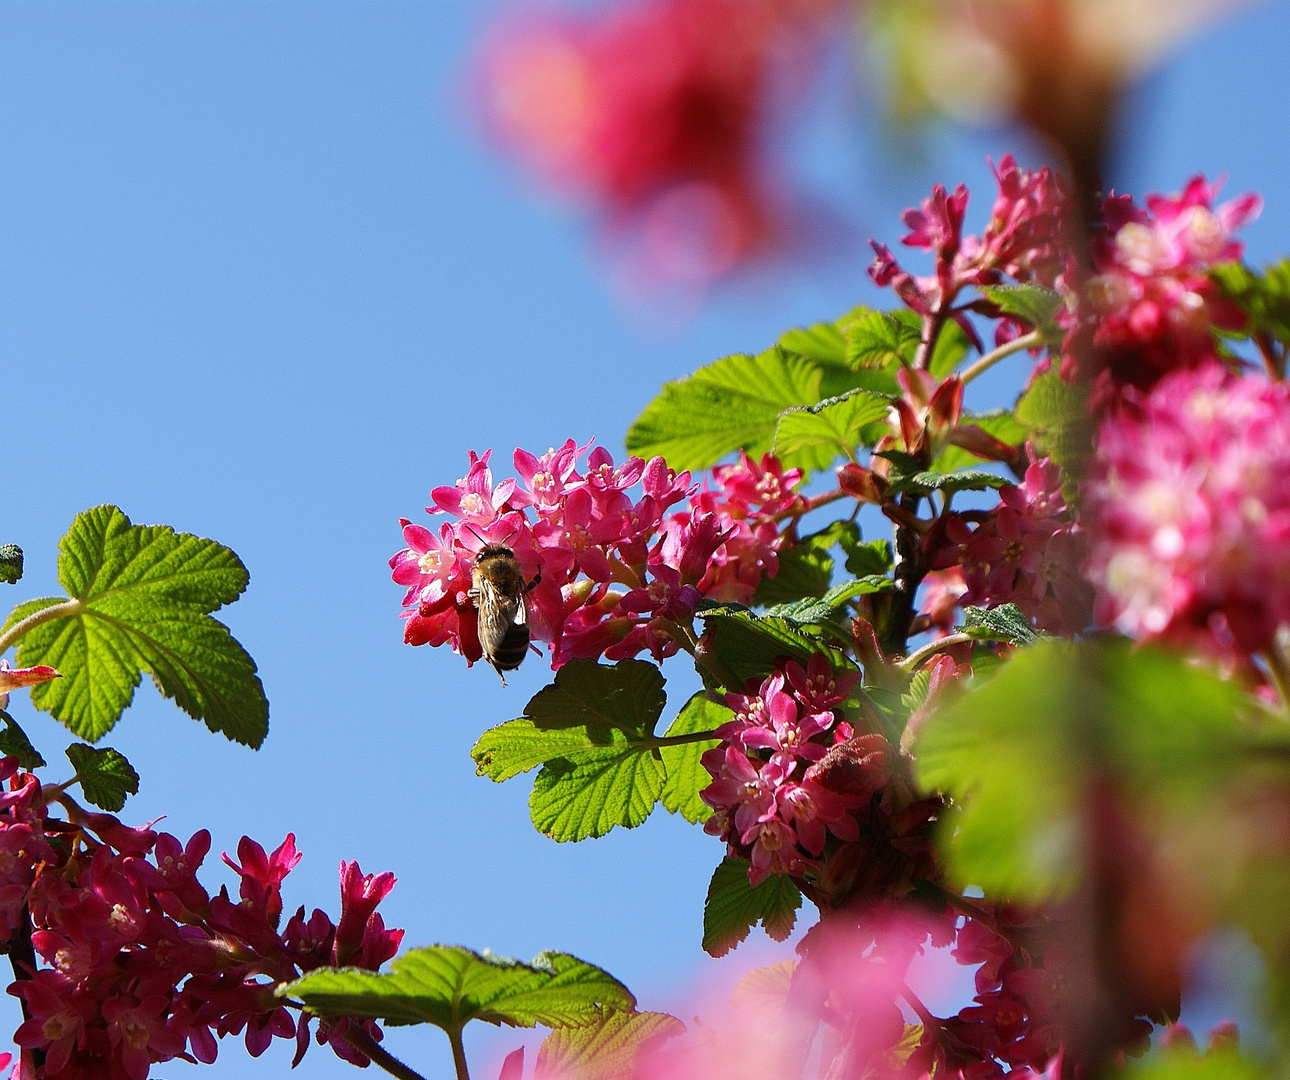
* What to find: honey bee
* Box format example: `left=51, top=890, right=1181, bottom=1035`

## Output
left=467, top=538, right=541, bottom=686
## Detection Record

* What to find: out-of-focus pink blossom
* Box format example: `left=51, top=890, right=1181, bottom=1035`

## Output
left=1086, top=363, right=1290, bottom=654
left=1072, top=175, right=1261, bottom=397
left=477, top=0, right=835, bottom=285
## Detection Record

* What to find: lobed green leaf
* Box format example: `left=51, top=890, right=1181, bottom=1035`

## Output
left=0, top=711, right=44, bottom=769
left=7, top=507, right=267, bottom=746
left=530, top=748, right=666, bottom=842
left=66, top=743, right=139, bottom=812
left=659, top=694, right=725, bottom=824
left=626, top=348, right=822, bottom=472
left=773, top=388, right=892, bottom=473
left=280, top=946, right=634, bottom=1031
left=702, top=857, right=803, bottom=956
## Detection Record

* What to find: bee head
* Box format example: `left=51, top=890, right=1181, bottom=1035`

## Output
left=476, top=543, right=515, bottom=562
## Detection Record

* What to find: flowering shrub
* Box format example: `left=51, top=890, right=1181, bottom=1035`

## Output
left=378, top=157, right=1290, bottom=1080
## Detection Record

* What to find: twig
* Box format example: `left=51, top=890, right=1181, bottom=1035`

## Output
left=960, top=330, right=1043, bottom=384
left=1264, top=645, right=1290, bottom=710
left=898, top=633, right=973, bottom=674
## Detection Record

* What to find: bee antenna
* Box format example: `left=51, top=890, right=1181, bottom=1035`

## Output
left=463, top=524, right=488, bottom=546
left=501, top=527, right=519, bottom=544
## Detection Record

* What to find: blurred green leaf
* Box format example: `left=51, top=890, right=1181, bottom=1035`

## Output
left=980, top=284, right=1065, bottom=343
left=0, top=545, right=22, bottom=586
left=915, top=640, right=1250, bottom=902
left=960, top=603, right=1041, bottom=645
left=754, top=522, right=858, bottom=608
left=536, top=1011, right=684, bottom=1080
left=1211, top=259, right=1290, bottom=346
left=932, top=411, right=1028, bottom=472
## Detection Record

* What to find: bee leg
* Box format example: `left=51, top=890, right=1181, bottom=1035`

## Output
left=490, top=661, right=508, bottom=688
left=525, top=569, right=542, bottom=592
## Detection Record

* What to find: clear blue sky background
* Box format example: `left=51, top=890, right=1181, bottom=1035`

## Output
left=1, top=2, right=1288, bottom=1076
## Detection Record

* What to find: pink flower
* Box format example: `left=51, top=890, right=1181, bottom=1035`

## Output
left=334, top=861, right=397, bottom=966
left=1073, top=175, right=1262, bottom=397
left=0, top=661, right=59, bottom=710
left=1086, top=363, right=1290, bottom=654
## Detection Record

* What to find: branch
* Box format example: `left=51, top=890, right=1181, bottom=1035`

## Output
left=960, top=330, right=1042, bottom=384
left=898, top=633, right=973, bottom=674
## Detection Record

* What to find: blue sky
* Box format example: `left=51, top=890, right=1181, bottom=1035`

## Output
left=1, top=2, right=1288, bottom=1075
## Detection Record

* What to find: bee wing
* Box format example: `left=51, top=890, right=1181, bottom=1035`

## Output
left=474, top=576, right=525, bottom=653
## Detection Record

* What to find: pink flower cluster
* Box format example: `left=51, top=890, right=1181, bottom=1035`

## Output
left=871, top=155, right=1075, bottom=344
left=477, top=0, right=831, bottom=283
left=0, top=758, right=401, bottom=1079
left=1086, top=363, right=1290, bottom=655
left=1075, top=176, right=1262, bottom=396
left=935, top=458, right=1093, bottom=636
left=391, top=443, right=802, bottom=669
left=700, top=655, right=891, bottom=884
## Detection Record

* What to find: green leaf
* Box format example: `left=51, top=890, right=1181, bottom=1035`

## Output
left=887, top=468, right=1008, bottom=497
left=980, top=284, right=1065, bottom=342
left=698, top=606, right=851, bottom=686
left=0, top=711, right=44, bottom=769
left=65, top=743, right=139, bottom=812
left=778, top=323, right=846, bottom=366
left=530, top=747, right=666, bottom=842
left=931, top=411, right=1029, bottom=472
left=1211, top=259, right=1290, bottom=345
left=764, top=577, right=891, bottom=624
left=928, top=317, right=972, bottom=377
left=773, top=389, right=892, bottom=472
left=536, top=1011, right=684, bottom=1080
left=842, top=537, right=894, bottom=577
left=1015, top=370, right=1088, bottom=430
left=473, top=719, right=633, bottom=782
left=280, top=946, right=634, bottom=1030
left=960, top=603, right=1041, bottom=645
left=626, top=348, right=822, bottom=472
left=660, top=694, right=725, bottom=824
left=915, top=639, right=1250, bottom=902
left=703, top=857, right=803, bottom=957
left=0, top=545, right=23, bottom=586
left=520, top=659, right=667, bottom=740
left=754, top=522, right=858, bottom=608
left=843, top=310, right=919, bottom=370
left=7, top=507, right=267, bottom=746
left=1123, top=1050, right=1266, bottom=1080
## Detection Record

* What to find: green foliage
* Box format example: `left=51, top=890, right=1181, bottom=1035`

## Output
left=779, top=308, right=900, bottom=396
left=536, top=1011, right=685, bottom=1080
left=698, top=604, right=853, bottom=685
left=960, top=603, right=1042, bottom=645
left=0, top=545, right=22, bottom=586
left=1015, top=371, right=1092, bottom=490
left=1211, top=259, right=1290, bottom=346
left=1122, top=1049, right=1266, bottom=1080
left=773, top=388, right=891, bottom=473
left=753, top=521, right=858, bottom=607
left=765, top=577, right=893, bottom=625
left=886, top=468, right=1008, bottom=498
left=0, top=711, right=44, bottom=769
left=702, top=857, right=802, bottom=957
left=65, top=743, right=139, bottom=812
left=531, top=750, right=666, bottom=842
left=280, top=946, right=634, bottom=1031
left=842, top=536, right=894, bottom=577
left=626, top=348, right=822, bottom=472
left=6, top=506, right=268, bottom=746
left=979, top=284, right=1065, bottom=343
left=915, top=639, right=1251, bottom=902
left=659, top=693, right=723, bottom=824
left=927, top=316, right=973, bottom=376
left=844, top=309, right=920, bottom=370
left=472, top=661, right=725, bottom=841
